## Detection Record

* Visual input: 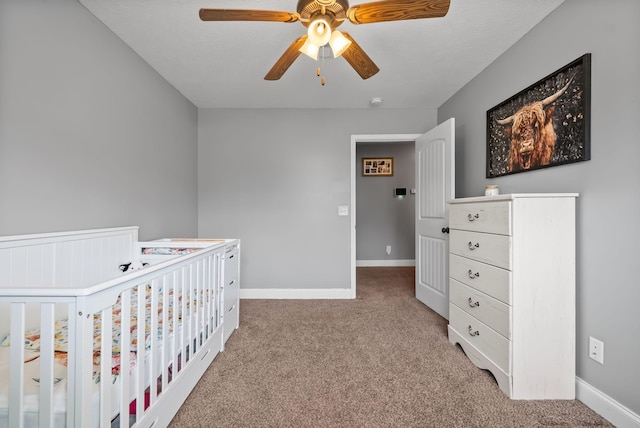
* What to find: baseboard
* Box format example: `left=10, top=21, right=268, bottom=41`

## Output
left=576, top=377, right=640, bottom=428
left=240, top=288, right=353, bottom=299
left=356, top=259, right=415, bottom=267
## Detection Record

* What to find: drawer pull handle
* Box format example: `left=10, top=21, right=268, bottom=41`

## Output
left=468, top=270, right=479, bottom=279
left=468, top=325, right=480, bottom=337
left=468, top=242, right=480, bottom=250
left=468, top=298, right=480, bottom=308
left=467, top=213, right=479, bottom=222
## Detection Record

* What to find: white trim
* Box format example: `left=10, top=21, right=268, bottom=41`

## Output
left=350, top=137, right=357, bottom=299
left=356, top=259, right=416, bottom=267
left=350, top=134, right=422, bottom=301
left=240, top=288, right=352, bottom=299
left=576, top=377, right=640, bottom=428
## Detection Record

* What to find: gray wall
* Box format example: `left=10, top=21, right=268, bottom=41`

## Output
left=0, top=0, right=198, bottom=240
left=198, top=109, right=435, bottom=289
left=438, top=0, right=640, bottom=416
left=356, top=142, right=415, bottom=262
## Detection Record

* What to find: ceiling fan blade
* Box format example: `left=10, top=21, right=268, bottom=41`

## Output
left=346, top=0, right=450, bottom=24
left=264, top=36, right=307, bottom=81
left=340, top=32, right=379, bottom=80
left=199, top=8, right=299, bottom=23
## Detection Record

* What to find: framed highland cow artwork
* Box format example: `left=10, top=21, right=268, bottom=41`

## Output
left=486, top=54, right=591, bottom=178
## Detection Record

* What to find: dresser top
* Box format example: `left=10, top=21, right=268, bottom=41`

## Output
left=449, top=193, right=579, bottom=204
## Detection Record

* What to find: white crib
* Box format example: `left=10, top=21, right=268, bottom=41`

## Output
left=0, top=226, right=240, bottom=428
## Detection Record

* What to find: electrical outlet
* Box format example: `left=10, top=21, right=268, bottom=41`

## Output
left=589, top=336, right=604, bottom=364
left=385, top=245, right=391, bottom=255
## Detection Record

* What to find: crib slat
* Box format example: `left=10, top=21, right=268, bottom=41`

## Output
left=189, top=263, right=196, bottom=358
left=39, top=303, right=56, bottom=428
left=66, top=304, right=77, bottom=428
left=214, top=254, right=219, bottom=330
left=217, top=252, right=223, bottom=332
left=161, top=274, right=170, bottom=393
left=215, top=252, right=221, bottom=332
left=99, top=306, right=113, bottom=428
left=136, top=284, right=146, bottom=418
left=73, top=300, right=96, bottom=427
left=201, top=259, right=206, bottom=339
left=184, top=267, right=191, bottom=366
left=210, top=255, right=216, bottom=332
left=173, top=270, right=181, bottom=378
left=217, top=253, right=222, bottom=330
left=119, top=288, right=131, bottom=427
left=204, top=257, right=211, bottom=338
left=214, top=254, right=218, bottom=332
left=184, top=266, right=191, bottom=363
left=8, top=303, right=25, bottom=428
left=197, top=260, right=203, bottom=350
left=149, top=278, right=159, bottom=407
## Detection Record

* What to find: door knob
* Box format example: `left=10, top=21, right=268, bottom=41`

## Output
left=442, top=227, right=449, bottom=234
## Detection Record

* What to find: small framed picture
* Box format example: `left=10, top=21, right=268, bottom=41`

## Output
left=362, top=157, right=393, bottom=176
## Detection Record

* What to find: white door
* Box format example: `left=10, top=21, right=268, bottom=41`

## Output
left=415, top=118, right=455, bottom=319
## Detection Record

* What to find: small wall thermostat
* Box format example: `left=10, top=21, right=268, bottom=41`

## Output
left=394, top=188, right=407, bottom=196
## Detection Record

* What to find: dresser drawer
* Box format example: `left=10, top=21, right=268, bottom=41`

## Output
left=450, top=279, right=511, bottom=339
left=450, top=230, right=512, bottom=270
left=224, top=244, right=239, bottom=313
left=449, top=201, right=511, bottom=235
left=449, top=304, right=510, bottom=373
left=224, top=276, right=239, bottom=313
left=224, top=300, right=239, bottom=343
left=225, top=246, right=239, bottom=282
left=449, top=254, right=511, bottom=304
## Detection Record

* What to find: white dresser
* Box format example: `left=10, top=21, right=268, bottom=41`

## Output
left=447, top=193, right=577, bottom=399
left=223, top=240, right=240, bottom=344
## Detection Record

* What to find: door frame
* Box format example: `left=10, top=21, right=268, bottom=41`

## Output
left=350, top=134, right=422, bottom=298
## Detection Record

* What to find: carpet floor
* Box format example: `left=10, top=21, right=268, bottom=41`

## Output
left=169, top=267, right=612, bottom=427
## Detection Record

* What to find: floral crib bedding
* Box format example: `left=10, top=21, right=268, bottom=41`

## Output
left=141, top=247, right=197, bottom=256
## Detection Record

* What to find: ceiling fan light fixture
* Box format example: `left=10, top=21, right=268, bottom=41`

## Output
left=307, top=18, right=332, bottom=47
left=328, top=30, right=351, bottom=58
left=201, top=0, right=452, bottom=82
left=299, top=38, right=320, bottom=60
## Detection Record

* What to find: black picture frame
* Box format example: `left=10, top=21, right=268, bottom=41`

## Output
left=486, top=54, right=591, bottom=178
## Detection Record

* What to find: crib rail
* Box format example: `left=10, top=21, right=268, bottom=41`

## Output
left=0, top=240, right=225, bottom=428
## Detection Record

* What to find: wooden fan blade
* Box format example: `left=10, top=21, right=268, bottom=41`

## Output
left=347, top=0, right=450, bottom=24
left=264, top=36, right=307, bottom=81
left=340, top=32, right=379, bottom=80
left=199, top=8, right=299, bottom=23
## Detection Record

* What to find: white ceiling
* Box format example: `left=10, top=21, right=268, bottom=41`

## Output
left=79, top=0, right=565, bottom=109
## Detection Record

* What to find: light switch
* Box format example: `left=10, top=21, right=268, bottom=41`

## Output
left=338, top=205, right=349, bottom=216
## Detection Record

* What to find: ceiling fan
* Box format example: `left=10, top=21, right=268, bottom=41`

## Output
left=199, top=0, right=450, bottom=81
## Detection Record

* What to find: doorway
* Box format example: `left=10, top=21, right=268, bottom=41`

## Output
left=350, top=134, right=421, bottom=298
